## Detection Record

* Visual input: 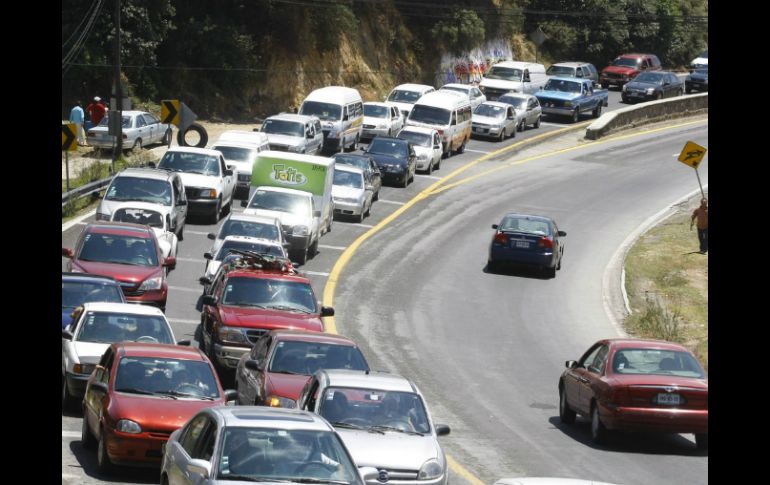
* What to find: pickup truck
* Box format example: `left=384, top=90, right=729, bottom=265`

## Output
left=535, top=77, right=609, bottom=123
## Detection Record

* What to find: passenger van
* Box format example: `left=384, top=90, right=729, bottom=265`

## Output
left=405, top=90, right=472, bottom=158
left=479, top=61, right=548, bottom=100
left=210, top=131, right=270, bottom=199
left=299, top=86, right=363, bottom=153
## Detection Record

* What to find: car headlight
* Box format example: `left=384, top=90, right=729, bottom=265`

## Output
left=418, top=459, right=443, bottom=480
left=96, top=212, right=111, bottom=221
left=138, top=275, right=163, bottom=291
left=267, top=395, right=297, bottom=408
left=217, top=326, right=248, bottom=344
left=200, top=189, right=218, bottom=199
left=116, top=419, right=142, bottom=434
left=73, top=363, right=95, bottom=375
left=646, top=88, right=655, bottom=95
left=292, top=225, right=309, bottom=237
left=564, top=101, right=572, bottom=107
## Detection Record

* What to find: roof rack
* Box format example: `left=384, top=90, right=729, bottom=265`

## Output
left=221, top=249, right=297, bottom=274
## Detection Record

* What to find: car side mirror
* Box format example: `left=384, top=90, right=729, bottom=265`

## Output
left=566, top=360, right=578, bottom=369
left=224, top=169, right=234, bottom=176
left=204, top=252, right=213, bottom=260
left=202, top=295, right=217, bottom=307
left=91, top=381, right=108, bottom=394
left=62, top=247, right=74, bottom=258
left=207, top=233, right=216, bottom=240
left=491, top=224, right=498, bottom=229
left=241, top=200, right=248, bottom=207
left=199, top=276, right=211, bottom=286
left=62, top=329, right=74, bottom=340
left=163, top=256, right=176, bottom=267
left=435, top=424, right=451, bottom=436
left=245, top=359, right=261, bottom=371
left=313, top=210, right=322, bottom=218
left=558, top=230, right=567, bottom=237
left=321, top=306, right=335, bottom=317
left=177, top=339, right=191, bottom=346
left=187, top=459, right=212, bottom=479
left=224, top=389, right=238, bottom=404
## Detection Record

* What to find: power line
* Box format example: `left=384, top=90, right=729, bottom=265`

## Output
left=62, top=0, right=105, bottom=79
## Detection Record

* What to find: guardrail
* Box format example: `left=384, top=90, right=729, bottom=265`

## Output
left=586, top=93, right=708, bottom=140
left=61, top=176, right=113, bottom=208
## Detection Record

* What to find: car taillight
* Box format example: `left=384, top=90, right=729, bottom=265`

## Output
left=494, top=232, right=507, bottom=244
left=538, top=236, right=553, bottom=249
left=608, top=387, right=631, bottom=407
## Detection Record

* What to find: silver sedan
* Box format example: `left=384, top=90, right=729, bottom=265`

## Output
left=497, top=93, right=543, bottom=131
left=471, top=102, right=518, bottom=141
left=86, top=110, right=172, bottom=151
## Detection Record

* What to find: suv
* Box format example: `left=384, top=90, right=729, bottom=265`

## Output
left=546, top=62, right=599, bottom=84
left=260, top=113, right=324, bottom=155
left=600, top=53, right=661, bottom=88
left=298, top=369, right=452, bottom=485
left=156, top=147, right=236, bottom=223
left=198, top=253, right=334, bottom=372
left=97, top=167, right=188, bottom=240
left=211, top=131, right=270, bottom=199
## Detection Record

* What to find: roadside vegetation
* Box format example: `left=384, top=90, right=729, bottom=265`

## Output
left=623, top=199, right=708, bottom=369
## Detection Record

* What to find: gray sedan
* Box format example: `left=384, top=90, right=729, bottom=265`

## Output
left=622, top=71, right=684, bottom=103
left=86, top=110, right=172, bottom=151
left=471, top=102, right=517, bottom=141
left=497, top=93, right=543, bottom=131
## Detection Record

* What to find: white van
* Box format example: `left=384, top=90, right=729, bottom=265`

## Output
left=479, top=61, right=548, bottom=99
left=211, top=131, right=270, bottom=199
left=406, top=90, right=472, bottom=159
left=299, top=86, right=363, bottom=153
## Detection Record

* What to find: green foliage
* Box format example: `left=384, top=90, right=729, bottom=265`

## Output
left=629, top=293, right=683, bottom=343
left=310, top=3, right=358, bottom=52
left=431, top=9, right=486, bottom=56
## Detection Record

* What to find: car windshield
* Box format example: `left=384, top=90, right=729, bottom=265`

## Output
left=334, top=155, right=369, bottom=171
left=544, top=79, right=581, bottom=92
left=217, top=427, right=359, bottom=482
left=408, top=105, right=451, bottom=126
left=221, top=276, right=317, bottom=313
left=367, top=139, right=408, bottom=159
left=397, top=131, right=431, bottom=147
left=611, top=348, right=705, bottom=378
left=499, top=216, right=552, bottom=236
left=613, top=57, right=641, bottom=67
left=388, top=89, right=422, bottom=103
left=216, top=240, right=285, bottom=260
left=247, top=190, right=311, bottom=216
left=62, top=281, right=124, bottom=309
left=75, top=311, right=174, bottom=344
left=158, top=152, right=220, bottom=176
left=333, top=170, right=364, bottom=189
left=111, top=208, right=164, bottom=229
left=474, top=104, right=506, bottom=118
left=78, top=232, right=159, bottom=267
left=218, top=219, right=280, bottom=242
left=633, top=72, right=665, bottom=84
left=364, top=105, right=389, bottom=118
left=320, top=388, right=431, bottom=435
left=268, top=341, right=368, bottom=375
left=114, top=356, right=220, bottom=399
left=546, top=65, right=576, bottom=76
left=104, top=177, right=172, bottom=205
left=213, top=145, right=257, bottom=162
left=484, top=66, right=523, bottom=81
left=261, top=119, right=305, bottom=137
left=498, top=95, right=528, bottom=110
left=98, top=115, right=132, bottom=128
left=300, top=101, right=341, bottom=121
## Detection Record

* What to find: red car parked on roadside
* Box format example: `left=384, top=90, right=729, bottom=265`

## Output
left=81, top=342, right=236, bottom=473
left=62, top=222, right=176, bottom=311
left=558, top=338, right=708, bottom=449
left=599, top=53, right=662, bottom=89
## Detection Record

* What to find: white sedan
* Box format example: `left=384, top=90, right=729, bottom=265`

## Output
left=362, top=102, right=404, bottom=141
left=396, top=126, right=443, bottom=173
left=109, top=202, right=179, bottom=263
left=86, top=110, right=172, bottom=151
left=202, top=235, right=288, bottom=283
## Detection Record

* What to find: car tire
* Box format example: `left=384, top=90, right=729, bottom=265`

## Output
left=402, top=174, right=409, bottom=188
left=559, top=386, right=577, bottom=424
left=356, top=211, right=364, bottom=223
left=294, top=247, right=308, bottom=265
left=62, top=376, right=78, bottom=412
left=678, top=89, right=684, bottom=97
left=518, top=120, right=524, bottom=132
left=326, top=215, right=333, bottom=233
left=593, top=104, right=602, bottom=118
left=82, top=414, right=96, bottom=449
left=695, top=433, right=708, bottom=450
left=545, top=265, right=557, bottom=278
left=534, top=116, right=541, bottom=129
left=457, top=139, right=467, bottom=154
left=591, top=403, right=609, bottom=445
left=97, top=431, right=114, bottom=474
left=498, top=130, right=505, bottom=142
left=177, top=221, right=185, bottom=241
left=177, top=123, right=209, bottom=148
left=210, top=198, right=221, bottom=224
left=655, top=92, right=662, bottom=100
left=487, top=260, right=498, bottom=273
left=571, top=109, right=579, bottom=123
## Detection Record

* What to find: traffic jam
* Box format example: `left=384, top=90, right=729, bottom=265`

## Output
left=62, top=56, right=708, bottom=485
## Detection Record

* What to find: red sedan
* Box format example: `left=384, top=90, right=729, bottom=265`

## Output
left=81, top=342, right=237, bottom=473
left=558, top=338, right=708, bottom=449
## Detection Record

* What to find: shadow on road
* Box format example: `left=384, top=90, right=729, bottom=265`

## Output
left=67, top=441, right=160, bottom=483
left=483, top=263, right=555, bottom=280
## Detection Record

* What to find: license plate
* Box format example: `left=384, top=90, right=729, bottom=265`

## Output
left=513, top=240, right=530, bottom=248
left=656, top=393, right=681, bottom=405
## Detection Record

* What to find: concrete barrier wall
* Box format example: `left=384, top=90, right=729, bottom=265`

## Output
left=586, top=93, right=708, bottom=140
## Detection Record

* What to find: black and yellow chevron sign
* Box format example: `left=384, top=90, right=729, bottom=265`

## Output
left=62, top=123, right=77, bottom=151
left=161, top=100, right=180, bottom=126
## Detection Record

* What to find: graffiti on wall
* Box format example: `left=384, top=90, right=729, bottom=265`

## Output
left=436, top=39, right=513, bottom=86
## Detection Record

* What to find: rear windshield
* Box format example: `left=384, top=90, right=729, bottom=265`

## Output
left=112, top=208, right=164, bottom=229
left=334, top=155, right=369, bottom=171
left=333, top=170, right=364, bottom=189
left=158, top=152, right=220, bottom=176
left=500, top=216, right=552, bottom=236
left=612, top=57, right=641, bottom=67
left=269, top=341, right=369, bottom=375
left=408, top=105, right=451, bottom=126
left=612, top=349, right=705, bottom=378
left=633, top=72, right=665, bottom=84
left=247, top=190, right=311, bottom=216
left=216, top=240, right=285, bottom=260
left=115, top=356, right=220, bottom=399
left=546, top=65, right=576, bottom=77
left=544, top=79, right=581, bottom=93
left=474, top=104, right=506, bottom=118
left=367, top=138, right=408, bottom=159
left=221, top=276, right=317, bottom=313
left=218, top=219, right=280, bottom=242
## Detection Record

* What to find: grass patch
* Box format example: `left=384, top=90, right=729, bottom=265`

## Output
left=624, top=208, right=708, bottom=369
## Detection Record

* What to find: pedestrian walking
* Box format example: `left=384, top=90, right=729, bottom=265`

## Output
left=690, top=198, right=708, bottom=254
left=86, top=96, right=107, bottom=127
left=69, top=100, right=86, bottom=146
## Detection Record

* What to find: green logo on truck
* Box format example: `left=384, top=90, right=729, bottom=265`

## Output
left=271, top=164, right=307, bottom=185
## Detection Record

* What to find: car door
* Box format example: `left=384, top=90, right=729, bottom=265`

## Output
left=562, top=344, right=602, bottom=415
left=140, top=113, right=156, bottom=144
left=506, top=106, right=516, bottom=135
left=167, top=414, right=215, bottom=485
left=172, top=176, right=188, bottom=231
left=391, top=106, right=403, bottom=133
left=579, top=344, right=609, bottom=413
left=238, top=335, right=272, bottom=405
left=84, top=347, right=115, bottom=439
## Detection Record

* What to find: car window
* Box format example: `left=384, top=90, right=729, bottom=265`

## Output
left=142, top=114, right=157, bottom=126
left=136, top=116, right=147, bottom=128
left=181, top=415, right=210, bottom=456
left=589, top=345, right=609, bottom=374
left=579, top=344, right=603, bottom=368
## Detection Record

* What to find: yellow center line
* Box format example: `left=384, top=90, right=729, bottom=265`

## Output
left=321, top=115, right=708, bottom=482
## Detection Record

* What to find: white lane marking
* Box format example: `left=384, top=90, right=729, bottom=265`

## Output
left=168, top=318, right=200, bottom=325
left=169, top=286, right=203, bottom=293
left=302, top=271, right=330, bottom=277
left=62, top=209, right=96, bottom=232
left=62, top=431, right=80, bottom=439
left=176, top=257, right=206, bottom=263
left=464, top=149, right=490, bottom=154
left=417, top=175, right=442, bottom=180
left=319, top=245, right=347, bottom=250
left=539, top=122, right=564, bottom=127
left=377, top=199, right=406, bottom=206
left=353, top=223, right=374, bottom=228
left=185, top=230, right=212, bottom=235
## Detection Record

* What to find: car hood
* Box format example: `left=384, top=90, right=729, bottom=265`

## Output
left=73, top=341, right=110, bottom=361
left=536, top=91, right=581, bottom=101
left=73, top=260, right=160, bottom=284
left=472, top=115, right=505, bottom=125
left=218, top=305, right=324, bottom=331
left=110, top=394, right=222, bottom=432
left=242, top=208, right=311, bottom=227
left=266, top=134, right=304, bottom=147
left=337, top=429, right=441, bottom=470
left=265, top=372, right=312, bottom=401
left=178, top=172, right=220, bottom=189
left=602, top=65, right=638, bottom=76
left=100, top=199, right=172, bottom=216
left=689, top=72, right=708, bottom=81
left=332, top=186, right=365, bottom=200
left=480, top=78, right=523, bottom=90
left=363, top=116, right=389, bottom=126
left=367, top=154, right=407, bottom=167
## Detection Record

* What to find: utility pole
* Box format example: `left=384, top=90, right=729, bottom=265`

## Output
left=112, top=0, right=122, bottom=168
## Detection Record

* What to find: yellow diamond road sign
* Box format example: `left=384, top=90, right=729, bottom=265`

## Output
left=161, top=100, right=180, bottom=126
left=62, top=123, right=77, bottom=151
left=677, top=141, right=706, bottom=169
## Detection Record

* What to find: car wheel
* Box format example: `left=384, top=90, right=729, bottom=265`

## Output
left=571, top=109, right=579, bottom=123
left=534, top=116, right=541, bottom=129
left=326, top=215, right=333, bottom=233
left=685, top=87, right=692, bottom=94
left=593, top=104, right=602, bottom=118
left=457, top=139, right=467, bottom=154
left=294, top=247, right=308, bottom=265
left=355, top=211, right=364, bottom=223
left=545, top=265, right=557, bottom=278
left=695, top=433, right=708, bottom=450
left=655, top=92, right=662, bottom=100
left=97, top=431, right=114, bottom=474
left=678, top=89, right=684, bottom=97
left=487, top=260, right=498, bottom=273
left=62, top=376, right=78, bottom=412
left=559, top=386, right=577, bottom=424
left=210, top=198, right=221, bottom=224
left=591, top=403, right=609, bottom=445
left=427, top=160, right=433, bottom=174
left=402, top=174, right=409, bottom=188
left=177, top=221, right=185, bottom=241
left=498, top=130, right=505, bottom=142
left=82, top=413, right=96, bottom=449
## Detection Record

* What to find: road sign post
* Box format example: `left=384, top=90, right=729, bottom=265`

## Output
left=677, top=140, right=707, bottom=199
